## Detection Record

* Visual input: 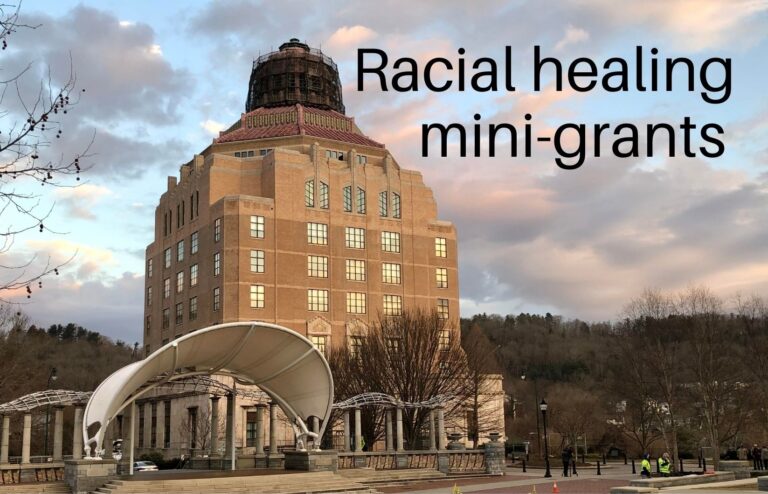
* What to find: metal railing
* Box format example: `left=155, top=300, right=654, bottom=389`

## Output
left=253, top=47, right=338, bottom=71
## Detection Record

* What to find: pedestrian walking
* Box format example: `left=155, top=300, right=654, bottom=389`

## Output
left=561, top=445, right=573, bottom=477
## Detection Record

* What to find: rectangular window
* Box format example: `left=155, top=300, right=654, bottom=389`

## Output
left=175, top=302, right=183, bottom=324
left=250, top=285, right=265, bottom=308
left=307, top=255, right=328, bottom=278
left=346, top=292, right=366, bottom=314
left=383, top=295, right=402, bottom=316
left=214, top=218, right=222, bottom=242
left=162, top=308, right=170, bottom=329
left=435, top=238, right=447, bottom=257
left=138, top=404, right=145, bottom=448
left=214, top=252, right=221, bottom=276
left=150, top=402, right=157, bottom=449
left=308, top=289, right=329, bottom=312
left=305, top=179, right=314, bottom=207
left=190, top=264, right=198, bottom=287
left=381, top=231, right=401, bottom=253
left=189, top=296, right=198, bottom=321
left=345, top=227, right=365, bottom=249
left=343, top=186, right=352, bottom=212
left=176, top=271, right=184, bottom=293
left=437, top=298, right=449, bottom=319
left=439, top=329, right=451, bottom=351
left=319, top=182, right=329, bottom=209
left=147, top=286, right=152, bottom=306
left=382, top=263, right=401, bottom=284
left=147, top=258, right=153, bottom=278
left=250, top=215, right=265, bottom=238
left=356, top=187, right=366, bottom=214
left=379, top=191, right=388, bottom=217
left=259, top=148, right=272, bottom=156
left=311, top=335, right=327, bottom=355
left=246, top=412, right=257, bottom=447
left=325, top=149, right=342, bottom=160
left=145, top=315, right=151, bottom=335
left=163, top=401, right=171, bottom=448
left=213, top=287, right=221, bottom=311
left=188, top=407, right=198, bottom=449
left=349, top=336, right=363, bottom=359
left=357, top=155, right=367, bottom=165
left=177, top=240, right=184, bottom=262
left=164, top=248, right=171, bottom=269
left=307, top=222, right=328, bottom=245
left=392, top=193, right=401, bottom=219
left=250, top=250, right=265, bottom=273
left=163, top=278, right=170, bottom=299
left=436, top=268, right=448, bottom=288
left=191, top=231, right=199, bottom=254
left=345, top=259, right=366, bottom=281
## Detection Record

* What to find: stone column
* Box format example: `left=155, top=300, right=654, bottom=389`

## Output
left=1, top=415, right=9, bottom=464
left=342, top=411, right=350, bottom=452
left=21, top=413, right=31, bottom=464
left=155, top=406, right=164, bottom=453
left=143, top=403, right=152, bottom=451
left=385, top=409, right=393, bottom=452
left=436, top=408, right=446, bottom=450
left=395, top=407, right=404, bottom=452
left=354, top=407, right=362, bottom=452
left=72, top=406, right=84, bottom=460
left=225, top=394, right=234, bottom=460
left=269, top=402, right=278, bottom=454
left=255, top=405, right=265, bottom=454
left=210, top=397, right=220, bottom=455
left=53, top=406, right=64, bottom=461
left=429, top=409, right=437, bottom=451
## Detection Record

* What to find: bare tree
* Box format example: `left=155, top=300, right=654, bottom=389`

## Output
left=462, top=323, right=503, bottom=448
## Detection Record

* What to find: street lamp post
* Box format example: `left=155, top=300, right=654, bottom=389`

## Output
left=540, top=399, right=551, bottom=478
left=43, top=367, right=58, bottom=457
left=521, top=371, right=542, bottom=458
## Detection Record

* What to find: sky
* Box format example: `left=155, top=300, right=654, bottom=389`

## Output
left=1, top=0, right=767, bottom=343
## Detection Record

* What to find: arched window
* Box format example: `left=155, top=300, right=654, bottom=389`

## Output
left=305, top=179, right=314, bottom=207
left=343, top=185, right=352, bottom=212
left=392, top=192, right=401, bottom=219
left=356, top=187, right=366, bottom=214
left=319, top=182, right=329, bottom=209
left=379, top=191, right=388, bottom=217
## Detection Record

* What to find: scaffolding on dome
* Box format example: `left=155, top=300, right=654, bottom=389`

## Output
left=0, top=389, right=92, bottom=414
left=332, top=392, right=452, bottom=410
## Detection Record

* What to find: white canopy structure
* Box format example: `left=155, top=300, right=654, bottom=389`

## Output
left=83, top=322, right=334, bottom=455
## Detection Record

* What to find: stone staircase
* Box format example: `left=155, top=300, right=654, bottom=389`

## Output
left=0, top=482, right=70, bottom=493
left=338, top=468, right=447, bottom=486
left=92, top=471, right=381, bottom=494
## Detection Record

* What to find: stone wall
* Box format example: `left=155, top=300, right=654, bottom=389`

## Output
left=64, top=459, right=116, bottom=494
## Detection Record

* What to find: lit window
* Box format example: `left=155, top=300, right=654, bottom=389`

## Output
left=250, top=285, right=265, bottom=308
left=382, top=263, right=401, bottom=284
left=307, top=255, right=328, bottom=278
left=308, top=289, right=329, bottom=312
left=357, top=187, right=366, bottom=214
left=250, top=215, right=265, bottom=238
left=191, top=231, right=199, bottom=254
left=190, top=264, right=198, bottom=287
left=379, top=191, right=388, bottom=217
left=213, top=287, right=221, bottom=311
left=343, top=186, right=352, bottom=212
left=349, top=336, right=363, bottom=358
left=319, top=182, right=329, bottom=209
left=392, top=193, right=401, bottom=219
left=189, top=296, right=198, bottom=321
left=381, top=231, right=401, bottom=253
left=436, top=268, right=448, bottom=288
left=176, top=271, right=184, bottom=293
left=163, top=278, right=170, bottom=299
left=175, top=303, right=183, bottom=325
left=435, top=238, right=447, bottom=257
left=162, top=309, right=170, bottom=329
left=346, top=292, right=366, bottom=314
left=345, top=259, right=366, bottom=281
left=311, top=335, right=327, bottom=355
left=147, top=259, right=153, bottom=278
left=437, top=298, right=449, bottom=319
left=439, top=329, right=451, bottom=351
left=177, top=240, right=184, bottom=262
left=357, top=155, right=367, bottom=165
left=386, top=337, right=400, bottom=352
left=146, top=287, right=152, bottom=307
left=383, top=295, right=402, bottom=316
left=345, top=227, right=365, bottom=249
left=250, top=250, right=265, bottom=273
left=214, top=252, right=221, bottom=276
left=214, top=218, right=222, bottom=242
left=307, top=222, right=328, bottom=245
left=164, top=248, right=171, bottom=269
left=305, top=179, right=314, bottom=207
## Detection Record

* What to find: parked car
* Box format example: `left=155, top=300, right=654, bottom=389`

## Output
left=133, top=461, right=158, bottom=472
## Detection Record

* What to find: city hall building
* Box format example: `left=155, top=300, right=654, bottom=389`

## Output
left=135, top=40, right=500, bottom=458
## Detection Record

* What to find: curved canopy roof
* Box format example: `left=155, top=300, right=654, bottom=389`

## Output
left=83, top=322, right=333, bottom=452
left=0, top=390, right=91, bottom=414
left=333, top=392, right=451, bottom=410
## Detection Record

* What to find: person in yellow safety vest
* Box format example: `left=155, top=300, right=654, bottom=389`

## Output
left=658, top=452, right=671, bottom=477
left=641, top=453, right=652, bottom=478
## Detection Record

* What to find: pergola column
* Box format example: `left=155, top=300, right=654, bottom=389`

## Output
left=342, top=411, right=350, bottom=452
left=268, top=402, right=278, bottom=454
left=72, top=406, right=84, bottom=460
left=1, top=415, right=9, bottom=463
left=210, top=397, right=220, bottom=455
left=128, top=402, right=135, bottom=475
left=385, top=409, right=393, bottom=452
left=255, top=405, right=265, bottom=454
left=395, top=407, right=404, bottom=452
left=354, top=407, right=362, bottom=452
left=436, top=408, right=446, bottom=450
left=428, top=409, right=437, bottom=451
left=225, top=392, right=236, bottom=471
left=53, top=406, right=64, bottom=461
left=21, top=413, right=31, bottom=464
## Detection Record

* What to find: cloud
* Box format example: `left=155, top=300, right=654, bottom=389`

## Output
left=201, top=119, right=226, bottom=137
left=554, top=25, right=590, bottom=51
left=327, top=26, right=378, bottom=51
left=54, top=184, right=112, bottom=220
